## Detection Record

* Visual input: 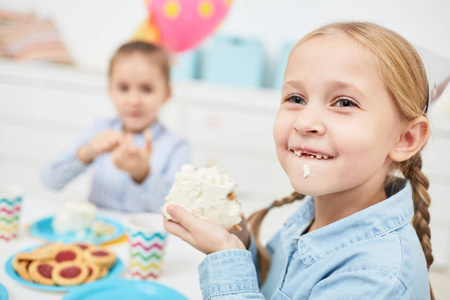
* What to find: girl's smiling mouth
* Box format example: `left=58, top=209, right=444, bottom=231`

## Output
left=289, top=147, right=336, bottom=160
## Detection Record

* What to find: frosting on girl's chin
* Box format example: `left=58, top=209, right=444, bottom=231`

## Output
left=303, top=164, right=312, bottom=178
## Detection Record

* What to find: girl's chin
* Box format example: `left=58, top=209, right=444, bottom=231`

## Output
left=123, top=121, right=152, bottom=133
left=123, top=125, right=145, bottom=134
left=290, top=178, right=328, bottom=197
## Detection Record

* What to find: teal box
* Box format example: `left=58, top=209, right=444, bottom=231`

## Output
left=200, top=35, right=265, bottom=88
left=171, top=50, right=199, bottom=81
left=272, top=41, right=297, bottom=91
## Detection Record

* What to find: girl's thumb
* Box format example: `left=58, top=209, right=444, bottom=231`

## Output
left=144, top=129, right=153, bottom=152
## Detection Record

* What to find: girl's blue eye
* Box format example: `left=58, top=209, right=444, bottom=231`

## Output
left=286, top=95, right=306, bottom=104
left=334, top=98, right=357, bottom=107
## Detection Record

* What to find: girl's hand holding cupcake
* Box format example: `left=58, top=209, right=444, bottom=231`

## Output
left=164, top=204, right=246, bottom=254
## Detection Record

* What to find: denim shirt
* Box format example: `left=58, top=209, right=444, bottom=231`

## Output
left=41, top=118, right=190, bottom=212
left=199, top=181, right=430, bottom=299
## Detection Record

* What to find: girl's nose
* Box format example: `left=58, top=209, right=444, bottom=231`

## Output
left=292, top=108, right=326, bottom=136
left=128, top=91, right=141, bottom=105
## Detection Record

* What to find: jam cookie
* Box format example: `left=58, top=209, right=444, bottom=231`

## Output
left=13, top=258, right=33, bottom=282
left=12, top=256, right=26, bottom=271
left=54, top=245, right=83, bottom=264
left=52, top=262, right=89, bottom=286
left=33, top=242, right=64, bottom=256
left=74, top=242, right=95, bottom=252
left=84, top=247, right=116, bottom=269
left=84, top=261, right=101, bottom=283
left=98, top=267, right=108, bottom=279
left=16, top=248, right=55, bottom=261
left=28, top=260, right=56, bottom=285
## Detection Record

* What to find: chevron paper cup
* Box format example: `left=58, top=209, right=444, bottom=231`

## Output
left=0, top=184, right=23, bottom=242
left=126, top=213, right=168, bottom=280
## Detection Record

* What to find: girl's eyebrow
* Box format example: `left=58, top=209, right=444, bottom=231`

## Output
left=326, top=80, right=366, bottom=99
left=282, top=80, right=305, bottom=94
left=282, top=80, right=366, bottom=99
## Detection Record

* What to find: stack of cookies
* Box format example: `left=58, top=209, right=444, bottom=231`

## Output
left=12, top=242, right=116, bottom=286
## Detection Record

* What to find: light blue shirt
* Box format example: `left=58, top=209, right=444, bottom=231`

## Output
left=40, top=118, right=190, bottom=213
left=199, top=180, right=430, bottom=299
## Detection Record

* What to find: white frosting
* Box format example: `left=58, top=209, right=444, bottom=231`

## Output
left=303, top=164, right=311, bottom=178
left=161, top=164, right=242, bottom=229
left=52, top=200, right=97, bottom=233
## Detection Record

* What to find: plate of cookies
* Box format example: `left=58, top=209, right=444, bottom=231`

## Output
left=5, top=242, right=124, bottom=292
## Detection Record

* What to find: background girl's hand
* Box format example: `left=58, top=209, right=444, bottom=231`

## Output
left=163, top=204, right=246, bottom=254
left=111, top=130, right=153, bottom=183
left=77, top=130, right=123, bottom=163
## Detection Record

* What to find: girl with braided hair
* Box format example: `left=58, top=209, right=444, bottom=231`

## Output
left=164, top=21, right=434, bottom=299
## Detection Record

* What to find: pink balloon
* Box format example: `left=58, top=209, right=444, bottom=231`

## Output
left=149, top=0, right=232, bottom=52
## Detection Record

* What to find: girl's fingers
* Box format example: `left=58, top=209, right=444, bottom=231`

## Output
left=164, top=205, right=246, bottom=253
left=111, top=133, right=122, bottom=148
left=104, top=132, right=120, bottom=150
left=163, top=217, right=194, bottom=245
left=166, top=204, right=201, bottom=233
left=111, top=147, right=122, bottom=165
left=124, top=132, right=134, bottom=144
left=144, top=129, right=153, bottom=154
left=124, top=133, right=136, bottom=153
left=144, top=129, right=153, bottom=143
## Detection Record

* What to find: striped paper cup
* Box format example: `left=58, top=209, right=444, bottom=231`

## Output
left=125, top=213, right=168, bottom=280
left=0, top=184, right=23, bottom=242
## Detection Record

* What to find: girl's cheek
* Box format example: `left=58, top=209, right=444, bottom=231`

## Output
left=274, top=117, right=291, bottom=137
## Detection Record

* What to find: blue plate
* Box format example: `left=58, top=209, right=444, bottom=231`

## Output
left=63, top=279, right=189, bottom=300
left=29, top=215, right=125, bottom=244
left=0, top=283, right=8, bottom=300
left=4, top=246, right=124, bottom=292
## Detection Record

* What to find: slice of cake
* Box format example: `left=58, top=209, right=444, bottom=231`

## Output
left=161, top=164, right=242, bottom=230
left=52, top=200, right=97, bottom=234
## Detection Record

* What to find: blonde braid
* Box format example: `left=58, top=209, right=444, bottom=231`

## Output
left=401, top=153, right=434, bottom=300
left=247, top=192, right=305, bottom=284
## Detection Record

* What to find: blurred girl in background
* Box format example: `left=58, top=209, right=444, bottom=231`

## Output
left=41, top=41, right=190, bottom=213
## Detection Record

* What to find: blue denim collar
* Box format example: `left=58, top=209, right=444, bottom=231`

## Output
left=282, top=180, right=414, bottom=266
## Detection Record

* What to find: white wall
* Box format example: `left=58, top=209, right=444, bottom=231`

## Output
left=1, top=0, right=450, bottom=79
left=221, top=0, right=450, bottom=86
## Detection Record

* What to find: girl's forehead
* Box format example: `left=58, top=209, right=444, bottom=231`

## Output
left=111, top=54, right=164, bottom=77
left=293, top=32, right=370, bottom=60
left=283, top=32, right=389, bottom=100
left=286, top=33, right=379, bottom=79
left=113, top=52, right=159, bottom=67
left=111, top=52, right=169, bottom=84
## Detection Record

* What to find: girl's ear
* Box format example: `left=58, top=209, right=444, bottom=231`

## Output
left=389, top=116, right=429, bottom=162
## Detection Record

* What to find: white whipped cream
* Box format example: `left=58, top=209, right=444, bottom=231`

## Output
left=52, top=200, right=97, bottom=233
left=161, top=164, right=242, bottom=229
left=303, top=164, right=311, bottom=178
